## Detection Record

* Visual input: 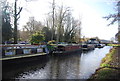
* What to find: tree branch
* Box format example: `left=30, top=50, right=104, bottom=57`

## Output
left=16, top=14, right=20, bottom=21
left=17, top=7, right=23, bottom=16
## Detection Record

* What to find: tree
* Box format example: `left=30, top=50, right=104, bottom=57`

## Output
left=46, top=0, right=56, bottom=40
left=63, top=12, right=81, bottom=43
left=23, top=17, right=43, bottom=37
left=42, top=27, right=52, bottom=42
left=2, top=1, right=13, bottom=43
left=45, top=1, right=82, bottom=43
left=45, top=3, right=82, bottom=43
left=56, top=5, right=70, bottom=43
left=51, top=0, right=55, bottom=40
left=19, top=28, right=29, bottom=41
left=14, top=0, right=23, bottom=44
left=103, top=1, right=120, bottom=42
left=30, top=32, right=45, bottom=44
left=103, top=1, right=119, bottom=26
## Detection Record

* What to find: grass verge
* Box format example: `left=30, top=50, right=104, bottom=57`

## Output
left=88, top=47, right=119, bottom=80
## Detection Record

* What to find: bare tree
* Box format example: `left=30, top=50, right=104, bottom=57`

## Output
left=56, top=5, right=70, bottom=44
left=74, top=19, right=82, bottom=43
left=45, top=1, right=82, bottom=43
left=51, top=0, right=55, bottom=40
left=19, top=28, right=29, bottom=41
left=23, top=17, right=43, bottom=37
left=14, top=0, right=23, bottom=44
left=103, top=1, right=119, bottom=27
left=63, top=11, right=81, bottom=43
left=103, top=1, right=120, bottom=42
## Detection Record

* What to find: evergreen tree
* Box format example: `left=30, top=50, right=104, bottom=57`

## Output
left=30, top=32, right=45, bottom=44
left=2, top=2, right=13, bottom=44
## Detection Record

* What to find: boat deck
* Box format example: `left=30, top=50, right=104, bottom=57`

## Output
left=0, top=52, right=47, bottom=61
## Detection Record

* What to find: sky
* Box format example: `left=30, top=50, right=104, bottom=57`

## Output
left=8, top=0, right=118, bottom=40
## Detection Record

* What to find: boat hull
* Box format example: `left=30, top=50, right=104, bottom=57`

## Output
left=52, top=45, right=82, bottom=56
left=81, top=44, right=95, bottom=51
left=2, top=53, right=49, bottom=66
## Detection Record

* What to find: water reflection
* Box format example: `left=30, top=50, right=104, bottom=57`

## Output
left=3, top=56, right=49, bottom=79
left=49, top=54, right=81, bottom=79
left=79, top=46, right=112, bottom=79
left=3, top=46, right=112, bottom=79
left=17, top=54, right=81, bottom=79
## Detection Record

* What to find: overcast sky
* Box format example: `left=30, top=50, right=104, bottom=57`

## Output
left=8, top=0, right=118, bottom=40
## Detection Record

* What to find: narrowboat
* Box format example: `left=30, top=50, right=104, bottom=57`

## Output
left=97, top=44, right=105, bottom=48
left=52, top=44, right=82, bottom=56
left=81, top=44, right=95, bottom=51
left=1, top=44, right=50, bottom=65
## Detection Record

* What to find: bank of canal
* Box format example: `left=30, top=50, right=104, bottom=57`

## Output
left=3, top=46, right=112, bottom=79
left=88, top=46, right=120, bottom=80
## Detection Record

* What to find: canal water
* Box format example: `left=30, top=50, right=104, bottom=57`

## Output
left=3, top=46, right=112, bottom=79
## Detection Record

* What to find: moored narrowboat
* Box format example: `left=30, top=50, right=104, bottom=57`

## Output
left=81, top=44, right=95, bottom=51
left=1, top=44, right=50, bottom=65
left=52, top=44, right=82, bottom=55
left=97, top=44, right=105, bottom=48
